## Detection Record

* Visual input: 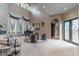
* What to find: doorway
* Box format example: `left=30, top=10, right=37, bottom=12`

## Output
left=51, top=23, right=55, bottom=37
left=51, top=18, right=59, bottom=39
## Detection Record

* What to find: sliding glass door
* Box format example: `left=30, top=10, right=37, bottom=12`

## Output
left=72, top=19, right=78, bottom=43
left=64, top=22, right=69, bottom=41
left=64, top=17, right=79, bottom=45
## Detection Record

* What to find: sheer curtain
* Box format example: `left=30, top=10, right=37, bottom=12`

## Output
left=7, top=17, right=26, bottom=36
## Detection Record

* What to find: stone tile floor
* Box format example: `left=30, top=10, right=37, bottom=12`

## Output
left=19, top=38, right=79, bottom=56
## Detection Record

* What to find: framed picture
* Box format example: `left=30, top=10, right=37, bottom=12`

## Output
left=32, top=23, right=40, bottom=30
left=36, top=23, right=40, bottom=30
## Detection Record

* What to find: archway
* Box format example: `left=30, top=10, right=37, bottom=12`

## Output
left=51, top=18, right=59, bottom=39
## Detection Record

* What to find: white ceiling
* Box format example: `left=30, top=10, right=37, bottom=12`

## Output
left=30, top=3, right=78, bottom=16
left=0, top=3, right=78, bottom=17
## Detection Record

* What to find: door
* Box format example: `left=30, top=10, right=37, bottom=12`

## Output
left=72, top=19, right=78, bottom=43
left=64, top=17, right=78, bottom=45
left=64, top=21, right=69, bottom=41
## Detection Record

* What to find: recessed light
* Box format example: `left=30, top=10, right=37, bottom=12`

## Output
left=43, top=6, right=45, bottom=8
left=64, top=8, right=66, bottom=10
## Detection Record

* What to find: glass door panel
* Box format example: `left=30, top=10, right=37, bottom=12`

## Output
left=72, top=19, right=78, bottom=43
left=65, top=22, right=69, bottom=40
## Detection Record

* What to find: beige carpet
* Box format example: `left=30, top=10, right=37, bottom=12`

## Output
left=18, top=37, right=79, bottom=56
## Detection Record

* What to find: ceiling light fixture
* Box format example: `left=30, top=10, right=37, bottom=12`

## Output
left=43, top=6, right=45, bottom=8
left=64, top=8, right=66, bottom=10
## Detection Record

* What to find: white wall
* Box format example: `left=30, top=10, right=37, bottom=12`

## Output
left=0, top=3, right=8, bottom=31
left=8, top=3, right=30, bottom=18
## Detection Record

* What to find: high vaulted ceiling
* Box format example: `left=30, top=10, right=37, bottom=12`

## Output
left=30, top=3, right=78, bottom=16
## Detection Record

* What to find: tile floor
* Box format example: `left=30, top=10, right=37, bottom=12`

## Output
left=18, top=37, right=79, bottom=56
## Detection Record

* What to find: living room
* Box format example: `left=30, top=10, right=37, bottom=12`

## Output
left=0, top=3, right=79, bottom=56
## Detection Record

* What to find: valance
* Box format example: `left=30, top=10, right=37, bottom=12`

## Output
left=9, top=14, right=21, bottom=19
left=22, top=16, right=30, bottom=21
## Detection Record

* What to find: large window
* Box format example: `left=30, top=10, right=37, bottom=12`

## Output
left=64, top=17, right=79, bottom=45
left=15, top=3, right=32, bottom=11
left=7, top=16, right=26, bottom=36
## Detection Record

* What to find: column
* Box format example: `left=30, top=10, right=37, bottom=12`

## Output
left=59, top=20, right=63, bottom=40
